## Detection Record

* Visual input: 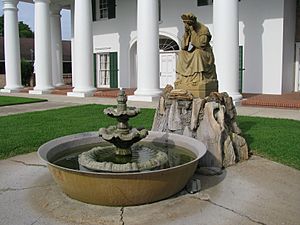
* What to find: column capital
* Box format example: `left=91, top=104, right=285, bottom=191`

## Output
left=3, top=0, right=19, bottom=11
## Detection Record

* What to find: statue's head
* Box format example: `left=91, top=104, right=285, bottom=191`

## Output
left=181, top=13, right=197, bottom=25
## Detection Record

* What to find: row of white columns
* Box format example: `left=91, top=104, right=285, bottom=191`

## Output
left=0, top=0, right=64, bottom=94
left=1, top=0, right=241, bottom=102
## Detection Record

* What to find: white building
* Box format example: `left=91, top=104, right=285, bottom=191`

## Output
left=1, top=0, right=298, bottom=102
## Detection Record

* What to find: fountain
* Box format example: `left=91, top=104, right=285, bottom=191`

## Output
left=38, top=90, right=207, bottom=206
left=78, top=90, right=169, bottom=172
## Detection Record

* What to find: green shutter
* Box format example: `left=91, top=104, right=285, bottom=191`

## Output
left=109, top=52, right=118, bottom=88
left=93, top=53, right=97, bottom=88
left=92, top=0, right=96, bottom=21
left=239, top=46, right=244, bottom=93
left=108, top=0, right=116, bottom=19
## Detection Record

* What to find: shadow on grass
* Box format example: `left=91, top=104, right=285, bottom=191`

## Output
left=237, top=119, right=256, bottom=150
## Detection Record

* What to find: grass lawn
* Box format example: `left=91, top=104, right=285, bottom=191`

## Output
left=0, top=104, right=299, bottom=170
left=0, top=95, right=47, bottom=106
left=238, top=116, right=300, bottom=170
left=0, top=104, right=155, bottom=159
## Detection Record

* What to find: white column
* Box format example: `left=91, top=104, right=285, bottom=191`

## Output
left=1, top=0, right=23, bottom=93
left=29, top=0, right=54, bottom=95
left=128, top=0, right=161, bottom=102
left=70, top=2, right=75, bottom=87
left=50, top=4, right=64, bottom=87
left=67, top=0, right=95, bottom=97
left=213, top=0, right=242, bottom=103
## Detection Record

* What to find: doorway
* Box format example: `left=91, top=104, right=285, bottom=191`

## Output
left=159, top=52, right=176, bottom=88
left=95, top=52, right=118, bottom=88
left=129, top=35, right=179, bottom=89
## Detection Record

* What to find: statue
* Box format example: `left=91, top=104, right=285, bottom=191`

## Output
left=175, top=13, right=218, bottom=98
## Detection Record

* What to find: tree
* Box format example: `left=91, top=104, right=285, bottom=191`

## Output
left=0, top=15, right=34, bottom=38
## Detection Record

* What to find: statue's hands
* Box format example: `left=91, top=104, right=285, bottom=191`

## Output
left=184, top=23, right=190, bottom=33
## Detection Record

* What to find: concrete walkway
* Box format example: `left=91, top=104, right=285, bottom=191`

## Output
left=0, top=92, right=300, bottom=225
left=1, top=153, right=299, bottom=225
left=1, top=92, right=300, bottom=120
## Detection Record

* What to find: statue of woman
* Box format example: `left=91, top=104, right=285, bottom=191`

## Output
left=175, top=13, right=217, bottom=88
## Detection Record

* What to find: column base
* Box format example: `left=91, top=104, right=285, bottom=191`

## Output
left=128, top=88, right=162, bottom=102
left=54, top=82, right=65, bottom=87
left=128, top=95, right=160, bottom=102
left=0, top=88, right=22, bottom=93
left=226, top=92, right=243, bottom=105
left=29, top=90, right=53, bottom=95
left=67, top=91, right=95, bottom=98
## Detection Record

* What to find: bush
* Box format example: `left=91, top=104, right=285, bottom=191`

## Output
left=21, top=59, right=33, bottom=86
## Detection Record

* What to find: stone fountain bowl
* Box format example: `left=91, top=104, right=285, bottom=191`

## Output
left=38, top=131, right=206, bottom=206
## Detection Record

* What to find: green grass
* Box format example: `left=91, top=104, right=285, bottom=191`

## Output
left=237, top=116, right=300, bottom=170
left=0, top=104, right=155, bottom=159
left=0, top=105, right=299, bottom=170
left=0, top=96, right=47, bottom=106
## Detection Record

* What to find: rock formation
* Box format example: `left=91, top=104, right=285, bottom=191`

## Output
left=152, top=86, right=249, bottom=169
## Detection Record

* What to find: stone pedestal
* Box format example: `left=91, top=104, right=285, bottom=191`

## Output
left=152, top=90, right=249, bottom=169
left=175, top=79, right=218, bottom=98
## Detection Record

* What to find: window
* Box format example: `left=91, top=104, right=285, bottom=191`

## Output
left=99, top=0, right=108, bottom=19
left=197, top=0, right=212, bottom=6
left=100, top=53, right=110, bottom=86
left=92, top=0, right=116, bottom=21
left=197, top=0, right=240, bottom=6
left=159, top=38, right=179, bottom=51
left=100, top=0, right=116, bottom=20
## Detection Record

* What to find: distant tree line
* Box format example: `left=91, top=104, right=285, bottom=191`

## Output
left=0, top=15, right=34, bottom=38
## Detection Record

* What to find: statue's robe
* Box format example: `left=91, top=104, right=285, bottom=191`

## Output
left=176, top=22, right=217, bottom=81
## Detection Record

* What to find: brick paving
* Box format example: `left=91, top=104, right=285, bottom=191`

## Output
left=241, top=92, right=300, bottom=109
left=15, top=86, right=300, bottom=109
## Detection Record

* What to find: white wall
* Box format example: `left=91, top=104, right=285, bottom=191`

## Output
left=282, top=0, right=297, bottom=93
left=92, top=0, right=290, bottom=94
left=240, top=0, right=284, bottom=94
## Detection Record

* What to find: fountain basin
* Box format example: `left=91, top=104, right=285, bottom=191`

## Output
left=38, top=131, right=206, bottom=206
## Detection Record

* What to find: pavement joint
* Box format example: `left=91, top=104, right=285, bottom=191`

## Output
left=191, top=195, right=267, bottom=225
left=9, top=159, right=47, bottom=168
left=120, top=207, right=125, bottom=225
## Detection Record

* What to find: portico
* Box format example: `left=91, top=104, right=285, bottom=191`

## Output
left=1, top=0, right=241, bottom=101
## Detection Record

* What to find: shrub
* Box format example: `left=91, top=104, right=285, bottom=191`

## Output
left=21, top=58, right=33, bottom=86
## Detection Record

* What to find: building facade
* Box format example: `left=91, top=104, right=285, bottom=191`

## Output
left=1, top=0, right=298, bottom=101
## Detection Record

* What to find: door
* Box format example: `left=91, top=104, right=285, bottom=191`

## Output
left=96, top=52, right=118, bottom=88
left=160, top=53, right=176, bottom=88
left=96, top=53, right=110, bottom=88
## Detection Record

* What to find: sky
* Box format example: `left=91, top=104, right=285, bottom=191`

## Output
left=0, top=1, right=71, bottom=40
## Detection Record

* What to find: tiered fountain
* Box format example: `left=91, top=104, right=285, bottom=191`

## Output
left=38, top=90, right=206, bottom=206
